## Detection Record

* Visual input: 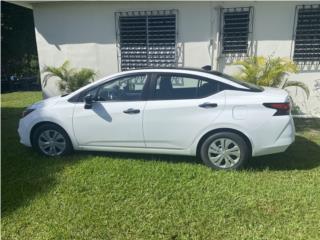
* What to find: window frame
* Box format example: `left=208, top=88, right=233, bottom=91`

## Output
left=68, top=73, right=152, bottom=103
left=148, top=72, right=225, bottom=101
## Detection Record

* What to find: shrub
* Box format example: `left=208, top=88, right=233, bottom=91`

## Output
left=43, top=61, right=96, bottom=93
left=234, top=56, right=309, bottom=98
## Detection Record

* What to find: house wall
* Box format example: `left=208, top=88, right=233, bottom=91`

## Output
left=32, top=1, right=320, bottom=116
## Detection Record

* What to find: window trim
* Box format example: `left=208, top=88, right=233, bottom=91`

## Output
left=68, top=73, right=152, bottom=103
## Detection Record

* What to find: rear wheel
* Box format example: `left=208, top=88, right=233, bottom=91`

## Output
left=200, top=132, right=249, bottom=170
left=32, top=123, right=73, bottom=156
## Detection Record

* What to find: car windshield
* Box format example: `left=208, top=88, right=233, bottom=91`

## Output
left=209, top=71, right=264, bottom=92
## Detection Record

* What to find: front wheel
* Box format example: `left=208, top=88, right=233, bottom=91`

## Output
left=32, top=123, right=73, bottom=156
left=200, top=132, right=249, bottom=170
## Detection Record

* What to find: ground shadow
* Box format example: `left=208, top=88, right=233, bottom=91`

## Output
left=294, top=118, right=320, bottom=132
left=90, top=134, right=320, bottom=171
left=1, top=107, right=199, bottom=217
left=1, top=107, right=89, bottom=217
left=85, top=151, right=202, bottom=165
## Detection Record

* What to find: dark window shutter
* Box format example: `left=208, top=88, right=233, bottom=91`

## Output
left=222, top=8, right=252, bottom=55
left=293, top=5, right=320, bottom=63
left=117, top=10, right=177, bottom=71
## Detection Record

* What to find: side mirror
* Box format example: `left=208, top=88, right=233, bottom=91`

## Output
left=84, top=94, right=94, bottom=109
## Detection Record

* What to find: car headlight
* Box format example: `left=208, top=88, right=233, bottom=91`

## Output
left=22, top=108, right=35, bottom=118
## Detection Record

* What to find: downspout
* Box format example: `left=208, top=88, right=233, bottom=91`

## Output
left=210, top=4, right=222, bottom=71
left=209, top=2, right=214, bottom=68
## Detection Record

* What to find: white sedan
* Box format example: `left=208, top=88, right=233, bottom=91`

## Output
left=18, top=68, right=295, bottom=170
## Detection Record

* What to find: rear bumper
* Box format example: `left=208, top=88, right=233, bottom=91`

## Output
left=253, top=139, right=294, bottom=156
left=252, top=117, right=295, bottom=156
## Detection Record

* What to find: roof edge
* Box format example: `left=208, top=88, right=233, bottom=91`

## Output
left=6, top=1, right=33, bottom=9
left=6, top=0, right=318, bottom=10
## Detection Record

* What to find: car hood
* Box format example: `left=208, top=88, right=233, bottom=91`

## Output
left=28, top=96, right=61, bottom=110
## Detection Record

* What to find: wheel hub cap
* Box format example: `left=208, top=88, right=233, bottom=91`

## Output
left=38, top=130, right=66, bottom=156
left=208, top=138, right=241, bottom=168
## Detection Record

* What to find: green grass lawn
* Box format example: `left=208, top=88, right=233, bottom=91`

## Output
left=1, top=91, right=320, bottom=240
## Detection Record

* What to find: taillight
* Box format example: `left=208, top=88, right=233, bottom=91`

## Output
left=263, top=102, right=290, bottom=116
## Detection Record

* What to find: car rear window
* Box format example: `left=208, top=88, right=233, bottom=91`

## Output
left=209, top=71, right=264, bottom=92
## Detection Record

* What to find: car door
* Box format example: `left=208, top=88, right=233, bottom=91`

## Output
left=72, top=73, right=150, bottom=148
left=143, top=72, right=225, bottom=149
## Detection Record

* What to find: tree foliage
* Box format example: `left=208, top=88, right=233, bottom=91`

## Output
left=1, top=2, right=39, bottom=77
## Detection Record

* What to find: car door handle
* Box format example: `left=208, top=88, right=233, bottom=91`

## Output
left=199, top=102, right=218, bottom=108
left=123, top=108, right=140, bottom=114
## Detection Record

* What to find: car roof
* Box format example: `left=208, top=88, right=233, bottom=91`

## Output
left=121, top=67, right=222, bottom=76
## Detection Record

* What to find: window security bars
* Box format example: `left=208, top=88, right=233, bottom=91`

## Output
left=220, top=7, right=254, bottom=56
left=293, top=5, right=320, bottom=63
left=115, top=10, right=178, bottom=71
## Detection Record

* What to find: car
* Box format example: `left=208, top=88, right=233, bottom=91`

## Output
left=18, top=68, right=295, bottom=170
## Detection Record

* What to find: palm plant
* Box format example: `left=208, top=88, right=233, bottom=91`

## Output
left=43, top=61, right=96, bottom=92
left=235, top=56, right=309, bottom=98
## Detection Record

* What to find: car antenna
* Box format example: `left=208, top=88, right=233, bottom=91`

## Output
left=201, top=65, right=212, bottom=71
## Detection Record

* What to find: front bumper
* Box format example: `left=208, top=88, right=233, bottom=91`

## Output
left=18, top=118, right=32, bottom=147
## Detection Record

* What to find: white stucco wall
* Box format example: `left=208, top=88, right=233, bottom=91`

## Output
left=32, top=1, right=320, bottom=116
left=33, top=1, right=214, bottom=97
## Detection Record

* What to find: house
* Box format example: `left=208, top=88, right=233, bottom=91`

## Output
left=9, top=0, right=320, bottom=116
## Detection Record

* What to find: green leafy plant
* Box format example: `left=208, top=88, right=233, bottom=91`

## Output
left=235, top=56, right=309, bottom=98
left=43, top=61, right=96, bottom=92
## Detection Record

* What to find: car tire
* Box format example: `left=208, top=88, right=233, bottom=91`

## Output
left=32, top=123, right=73, bottom=157
left=200, top=132, right=249, bottom=170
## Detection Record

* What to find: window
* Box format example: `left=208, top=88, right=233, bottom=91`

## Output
left=116, top=10, right=177, bottom=70
left=82, top=75, right=148, bottom=102
left=154, top=74, right=220, bottom=100
left=208, top=71, right=264, bottom=92
left=221, top=7, right=253, bottom=55
left=293, top=5, right=320, bottom=63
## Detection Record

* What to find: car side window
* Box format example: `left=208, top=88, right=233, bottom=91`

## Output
left=80, top=74, right=148, bottom=102
left=154, top=74, right=220, bottom=100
